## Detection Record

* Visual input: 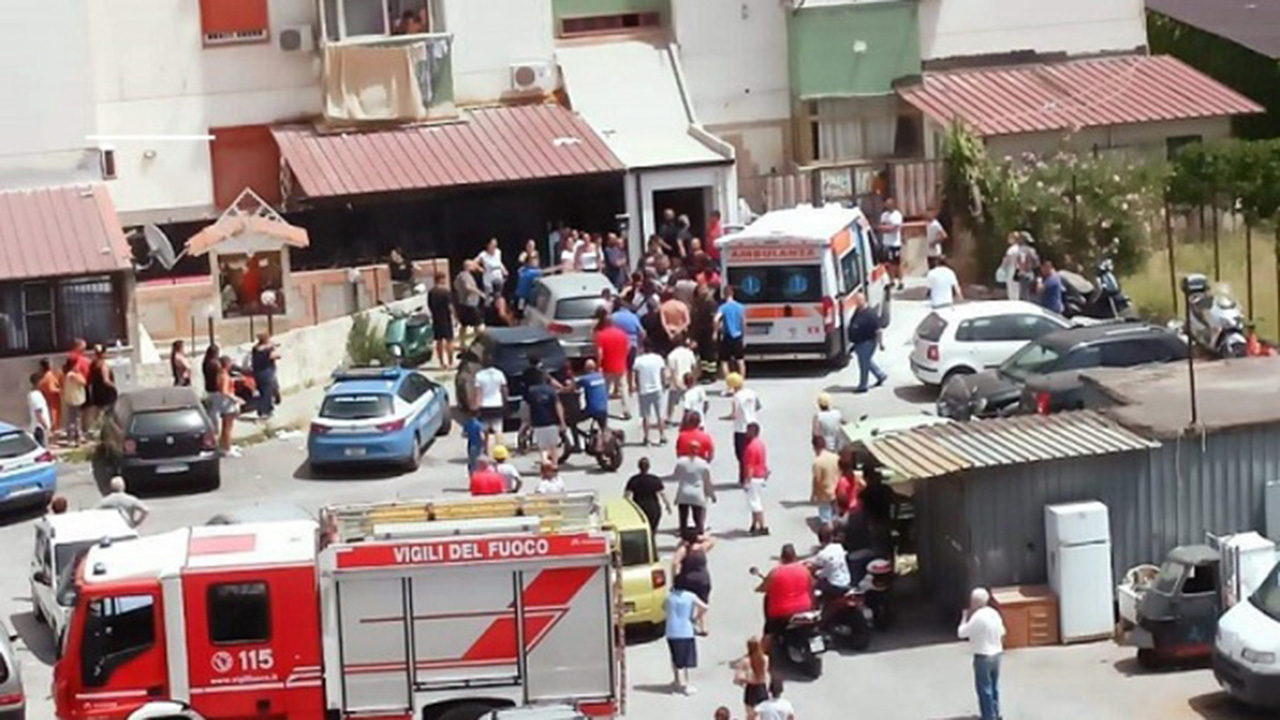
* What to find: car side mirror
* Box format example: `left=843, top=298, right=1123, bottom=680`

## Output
left=33, top=570, right=50, bottom=586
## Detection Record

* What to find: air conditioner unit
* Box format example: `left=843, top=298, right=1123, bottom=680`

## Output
left=278, top=24, right=315, bottom=53
left=509, top=62, right=556, bottom=94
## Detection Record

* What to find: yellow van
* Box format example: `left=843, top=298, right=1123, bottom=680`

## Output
left=603, top=497, right=667, bottom=629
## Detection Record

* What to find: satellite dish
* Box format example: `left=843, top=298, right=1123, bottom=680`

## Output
left=142, top=224, right=181, bottom=270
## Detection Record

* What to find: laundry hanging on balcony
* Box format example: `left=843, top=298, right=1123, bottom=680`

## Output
left=323, top=42, right=428, bottom=122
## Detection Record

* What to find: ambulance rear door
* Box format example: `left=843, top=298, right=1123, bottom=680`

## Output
left=723, top=242, right=829, bottom=355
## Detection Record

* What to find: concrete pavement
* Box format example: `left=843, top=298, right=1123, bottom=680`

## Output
left=0, top=294, right=1262, bottom=720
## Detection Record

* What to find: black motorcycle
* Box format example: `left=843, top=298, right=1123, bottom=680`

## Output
left=1063, top=256, right=1136, bottom=320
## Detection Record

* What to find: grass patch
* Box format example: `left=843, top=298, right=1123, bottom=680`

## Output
left=1122, top=224, right=1280, bottom=339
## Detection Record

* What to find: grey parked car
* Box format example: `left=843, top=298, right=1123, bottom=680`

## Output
left=0, top=620, right=24, bottom=720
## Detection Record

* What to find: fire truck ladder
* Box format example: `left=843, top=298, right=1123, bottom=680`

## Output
left=321, top=492, right=602, bottom=544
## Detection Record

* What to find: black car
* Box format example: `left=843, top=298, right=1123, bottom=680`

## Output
left=455, top=327, right=568, bottom=427
left=99, top=387, right=220, bottom=491
left=938, top=323, right=1187, bottom=420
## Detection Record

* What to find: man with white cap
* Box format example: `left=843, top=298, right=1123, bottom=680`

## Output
left=958, top=587, right=1006, bottom=720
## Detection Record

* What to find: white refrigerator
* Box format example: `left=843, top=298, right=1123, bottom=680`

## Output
left=1045, top=501, right=1115, bottom=643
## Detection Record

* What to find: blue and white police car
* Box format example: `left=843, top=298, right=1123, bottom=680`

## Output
left=0, top=421, right=56, bottom=512
left=307, top=367, right=450, bottom=472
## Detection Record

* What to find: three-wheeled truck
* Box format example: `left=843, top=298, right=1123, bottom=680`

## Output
left=1119, top=532, right=1277, bottom=670
left=1120, top=545, right=1222, bottom=668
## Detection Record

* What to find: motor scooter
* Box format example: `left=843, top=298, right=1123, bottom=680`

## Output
left=382, top=285, right=434, bottom=367
left=1062, top=254, right=1136, bottom=320
left=1181, top=274, right=1247, bottom=358
left=750, top=567, right=824, bottom=679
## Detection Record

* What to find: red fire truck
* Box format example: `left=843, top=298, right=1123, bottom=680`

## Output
left=55, top=493, right=624, bottom=720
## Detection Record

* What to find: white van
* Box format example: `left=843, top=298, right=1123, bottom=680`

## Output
left=1215, top=559, right=1280, bottom=710
left=716, top=204, right=889, bottom=364
left=29, top=509, right=139, bottom=644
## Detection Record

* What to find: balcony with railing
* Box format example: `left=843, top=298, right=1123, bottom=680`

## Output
left=318, top=0, right=455, bottom=123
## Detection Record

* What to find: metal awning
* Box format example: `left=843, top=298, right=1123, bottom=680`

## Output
left=897, top=54, right=1262, bottom=137
left=0, top=185, right=131, bottom=280
left=866, top=410, right=1159, bottom=481
left=272, top=104, right=623, bottom=200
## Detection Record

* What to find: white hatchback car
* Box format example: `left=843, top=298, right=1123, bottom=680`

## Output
left=524, top=272, right=615, bottom=358
left=909, top=300, right=1071, bottom=386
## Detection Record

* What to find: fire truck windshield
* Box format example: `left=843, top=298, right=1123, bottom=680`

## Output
left=80, top=594, right=156, bottom=687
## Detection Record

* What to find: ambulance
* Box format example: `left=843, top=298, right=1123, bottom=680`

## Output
left=54, top=493, right=623, bottom=720
left=715, top=204, right=889, bottom=364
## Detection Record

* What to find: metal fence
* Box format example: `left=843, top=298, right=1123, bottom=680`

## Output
left=746, top=158, right=944, bottom=217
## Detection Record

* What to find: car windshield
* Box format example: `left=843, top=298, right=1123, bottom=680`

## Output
left=917, top=313, right=948, bottom=342
left=320, top=394, right=393, bottom=420
left=495, top=341, right=567, bottom=378
left=1150, top=560, right=1185, bottom=596
left=727, top=265, right=823, bottom=304
left=129, top=409, right=205, bottom=436
left=999, top=341, right=1063, bottom=381
left=55, top=540, right=100, bottom=606
left=618, top=529, right=652, bottom=567
left=1251, top=564, right=1280, bottom=622
left=0, top=430, right=38, bottom=459
left=556, top=296, right=609, bottom=321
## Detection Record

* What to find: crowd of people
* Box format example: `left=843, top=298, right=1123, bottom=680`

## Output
left=24, top=339, right=118, bottom=449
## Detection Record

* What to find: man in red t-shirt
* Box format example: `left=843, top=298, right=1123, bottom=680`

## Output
left=469, top=457, right=506, bottom=496
left=742, top=422, right=771, bottom=535
left=594, top=314, right=632, bottom=420
left=757, top=543, right=814, bottom=645
left=675, top=411, right=714, bottom=461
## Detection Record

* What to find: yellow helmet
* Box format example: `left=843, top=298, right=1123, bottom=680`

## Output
left=817, top=392, right=832, bottom=410
left=492, top=445, right=510, bottom=461
left=726, top=372, right=744, bottom=390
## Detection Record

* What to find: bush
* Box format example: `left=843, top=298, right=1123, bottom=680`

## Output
left=346, top=313, right=392, bottom=367
left=943, top=123, right=1167, bottom=282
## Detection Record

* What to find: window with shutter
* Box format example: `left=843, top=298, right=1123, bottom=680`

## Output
left=200, top=0, right=270, bottom=46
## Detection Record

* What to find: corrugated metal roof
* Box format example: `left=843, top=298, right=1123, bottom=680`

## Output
left=273, top=104, right=624, bottom=200
left=0, top=184, right=132, bottom=280
left=1149, top=0, right=1280, bottom=60
left=866, top=410, right=1158, bottom=480
left=897, top=54, right=1263, bottom=137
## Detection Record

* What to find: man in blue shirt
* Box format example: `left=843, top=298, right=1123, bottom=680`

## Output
left=611, top=300, right=645, bottom=394
left=1038, top=260, right=1065, bottom=314
left=576, top=358, right=610, bottom=453
left=716, top=285, right=747, bottom=379
left=514, top=255, right=543, bottom=313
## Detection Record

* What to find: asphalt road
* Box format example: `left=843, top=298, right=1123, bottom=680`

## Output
left=1, top=297, right=1266, bottom=720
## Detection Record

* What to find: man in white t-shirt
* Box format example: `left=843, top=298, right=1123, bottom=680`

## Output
left=805, top=525, right=851, bottom=597
left=878, top=197, right=905, bottom=291
left=925, top=208, right=948, bottom=259
left=632, top=343, right=669, bottom=446
left=471, top=362, right=508, bottom=452
left=959, top=587, right=1007, bottom=720
left=27, top=372, right=50, bottom=446
left=754, top=677, right=796, bottom=720
left=721, top=372, right=762, bottom=483
left=926, top=256, right=963, bottom=309
left=665, top=340, right=698, bottom=426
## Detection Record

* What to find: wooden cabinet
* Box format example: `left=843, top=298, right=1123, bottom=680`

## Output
left=992, top=584, right=1059, bottom=648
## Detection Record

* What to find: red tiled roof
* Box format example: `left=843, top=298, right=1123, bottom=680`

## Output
left=897, top=54, right=1263, bottom=137
left=0, top=185, right=132, bottom=281
left=273, top=104, right=624, bottom=200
